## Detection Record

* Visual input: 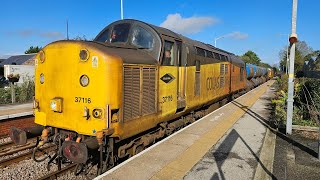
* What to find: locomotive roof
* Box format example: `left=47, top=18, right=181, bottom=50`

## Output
left=97, top=19, right=245, bottom=66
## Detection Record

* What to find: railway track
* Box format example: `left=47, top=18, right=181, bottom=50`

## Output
left=0, top=144, right=56, bottom=168
left=0, top=137, right=38, bottom=155
left=37, top=164, right=77, bottom=180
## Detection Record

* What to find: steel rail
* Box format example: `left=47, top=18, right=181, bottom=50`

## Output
left=0, top=144, right=56, bottom=168
left=0, top=137, right=38, bottom=156
left=37, top=164, right=77, bottom=180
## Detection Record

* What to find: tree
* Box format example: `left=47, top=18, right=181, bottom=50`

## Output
left=73, top=35, right=88, bottom=41
left=241, top=50, right=261, bottom=65
left=259, top=62, right=272, bottom=68
left=316, top=53, right=320, bottom=70
left=25, top=46, right=42, bottom=54
left=279, top=41, right=314, bottom=74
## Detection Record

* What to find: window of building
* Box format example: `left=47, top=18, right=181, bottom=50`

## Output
left=131, top=26, right=154, bottom=49
left=110, top=23, right=131, bottom=43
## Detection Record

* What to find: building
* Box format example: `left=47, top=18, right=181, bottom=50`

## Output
left=0, top=54, right=36, bottom=67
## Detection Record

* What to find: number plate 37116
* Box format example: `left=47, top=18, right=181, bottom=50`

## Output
left=75, top=97, right=91, bottom=103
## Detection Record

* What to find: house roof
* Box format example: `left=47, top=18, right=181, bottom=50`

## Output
left=0, top=54, right=36, bottom=66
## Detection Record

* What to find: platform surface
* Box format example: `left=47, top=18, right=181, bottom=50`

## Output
left=96, top=80, right=275, bottom=180
left=0, top=103, right=33, bottom=120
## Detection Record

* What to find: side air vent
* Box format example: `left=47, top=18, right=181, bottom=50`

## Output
left=123, top=67, right=140, bottom=121
left=123, top=65, right=157, bottom=122
left=142, top=67, right=156, bottom=115
left=220, top=64, right=225, bottom=88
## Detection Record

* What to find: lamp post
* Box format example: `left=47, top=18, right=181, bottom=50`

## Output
left=214, top=35, right=227, bottom=47
left=120, top=0, right=124, bottom=20
left=286, top=0, right=298, bottom=135
left=286, top=43, right=290, bottom=74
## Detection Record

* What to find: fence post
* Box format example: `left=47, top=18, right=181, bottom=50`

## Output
left=10, top=82, right=15, bottom=104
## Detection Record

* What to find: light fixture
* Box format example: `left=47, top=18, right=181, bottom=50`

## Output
left=50, top=98, right=63, bottom=112
left=39, top=51, right=45, bottom=63
left=80, top=75, right=89, bottom=87
left=40, top=73, right=45, bottom=84
left=79, top=49, right=89, bottom=61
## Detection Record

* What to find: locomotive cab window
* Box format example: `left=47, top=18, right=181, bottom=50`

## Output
left=162, top=41, right=174, bottom=66
left=131, top=26, right=154, bottom=49
left=110, top=23, right=131, bottom=43
left=95, top=29, right=109, bottom=42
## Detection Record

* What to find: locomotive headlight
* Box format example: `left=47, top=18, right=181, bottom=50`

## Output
left=50, top=98, right=63, bottom=112
left=79, top=49, right=89, bottom=61
left=80, top=75, right=89, bottom=87
left=39, top=50, right=45, bottom=63
left=50, top=101, right=57, bottom=110
left=40, top=73, right=45, bottom=84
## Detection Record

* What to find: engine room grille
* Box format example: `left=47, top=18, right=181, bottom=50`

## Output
left=220, top=64, right=225, bottom=88
left=142, top=68, right=156, bottom=115
left=123, top=65, right=157, bottom=122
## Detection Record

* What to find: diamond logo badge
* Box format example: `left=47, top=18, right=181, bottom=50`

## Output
left=160, top=73, right=175, bottom=84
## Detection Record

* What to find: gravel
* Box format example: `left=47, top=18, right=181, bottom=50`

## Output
left=0, top=157, right=58, bottom=179
left=0, top=154, right=98, bottom=180
left=0, top=137, right=12, bottom=145
left=58, top=166, right=98, bottom=180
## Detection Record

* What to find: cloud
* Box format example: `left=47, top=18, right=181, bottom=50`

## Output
left=160, top=13, right=219, bottom=35
left=223, top=31, right=249, bottom=40
left=9, top=30, right=64, bottom=39
left=18, top=30, right=35, bottom=37
left=40, top=32, right=64, bottom=39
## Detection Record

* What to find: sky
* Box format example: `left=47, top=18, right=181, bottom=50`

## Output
left=0, top=0, right=319, bottom=66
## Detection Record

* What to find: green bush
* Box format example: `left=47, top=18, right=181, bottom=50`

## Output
left=294, top=78, right=320, bottom=126
left=0, top=87, right=12, bottom=104
left=0, top=77, right=34, bottom=105
left=272, top=76, right=320, bottom=127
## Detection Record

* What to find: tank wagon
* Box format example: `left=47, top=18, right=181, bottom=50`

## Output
left=10, top=19, right=272, bottom=175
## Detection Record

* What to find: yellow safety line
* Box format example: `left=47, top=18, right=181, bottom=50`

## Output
left=151, top=81, right=274, bottom=180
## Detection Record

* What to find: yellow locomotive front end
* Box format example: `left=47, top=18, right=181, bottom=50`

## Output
left=34, top=40, right=122, bottom=136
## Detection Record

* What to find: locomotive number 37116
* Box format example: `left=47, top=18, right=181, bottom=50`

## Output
left=75, top=97, right=91, bottom=104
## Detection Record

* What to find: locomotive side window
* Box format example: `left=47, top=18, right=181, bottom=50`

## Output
left=195, top=47, right=205, bottom=57
left=131, top=26, right=154, bottom=49
left=95, top=29, right=109, bottom=42
left=162, top=41, right=174, bottom=66
left=110, top=23, right=131, bottom=43
left=214, top=53, right=221, bottom=60
left=206, top=50, right=214, bottom=58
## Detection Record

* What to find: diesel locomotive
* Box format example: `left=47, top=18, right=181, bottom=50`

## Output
left=10, top=19, right=273, bottom=175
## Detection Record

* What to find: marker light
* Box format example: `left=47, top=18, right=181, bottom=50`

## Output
left=40, top=73, right=45, bottom=84
left=50, top=98, right=63, bottom=112
left=79, top=49, right=89, bottom=61
left=39, top=51, right=45, bottom=63
left=80, top=75, right=89, bottom=87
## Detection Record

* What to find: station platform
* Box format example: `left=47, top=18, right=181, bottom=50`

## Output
left=95, top=80, right=276, bottom=180
left=0, top=103, right=33, bottom=120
